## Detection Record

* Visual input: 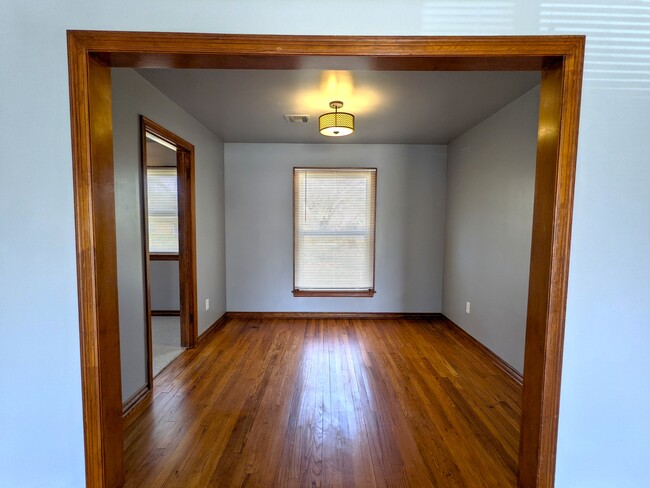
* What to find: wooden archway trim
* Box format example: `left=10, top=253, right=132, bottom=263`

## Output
left=66, top=31, right=584, bottom=488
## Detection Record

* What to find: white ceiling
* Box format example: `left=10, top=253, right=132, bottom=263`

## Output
left=136, top=68, right=540, bottom=145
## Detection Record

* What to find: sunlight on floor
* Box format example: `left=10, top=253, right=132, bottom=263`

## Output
left=152, top=316, right=185, bottom=376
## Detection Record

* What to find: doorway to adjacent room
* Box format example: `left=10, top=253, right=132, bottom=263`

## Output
left=67, top=32, right=584, bottom=488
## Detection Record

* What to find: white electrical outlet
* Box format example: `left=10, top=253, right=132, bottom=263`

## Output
left=466, top=301, right=471, bottom=314
left=205, top=298, right=210, bottom=311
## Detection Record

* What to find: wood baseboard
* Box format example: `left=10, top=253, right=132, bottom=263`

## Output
left=199, top=312, right=229, bottom=343
left=151, top=310, right=180, bottom=317
left=225, top=311, right=442, bottom=320
left=440, top=315, right=523, bottom=385
left=123, top=389, right=153, bottom=429
left=122, top=384, right=151, bottom=418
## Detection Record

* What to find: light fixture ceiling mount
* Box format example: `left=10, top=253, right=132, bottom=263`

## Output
left=319, top=100, right=355, bottom=137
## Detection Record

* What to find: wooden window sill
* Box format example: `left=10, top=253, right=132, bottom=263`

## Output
left=292, top=290, right=376, bottom=298
left=150, top=253, right=179, bottom=261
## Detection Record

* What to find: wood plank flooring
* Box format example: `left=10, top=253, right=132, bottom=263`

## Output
left=124, top=317, right=522, bottom=487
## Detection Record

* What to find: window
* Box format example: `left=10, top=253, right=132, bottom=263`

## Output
left=293, top=168, right=377, bottom=297
left=146, top=167, right=179, bottom=254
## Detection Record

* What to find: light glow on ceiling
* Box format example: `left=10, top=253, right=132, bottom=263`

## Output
left=293, top=70, right=382, bottom=117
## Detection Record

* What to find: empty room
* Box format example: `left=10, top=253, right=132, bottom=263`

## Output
left=111, top=59, right=542, bottom=487
left=5, top=2, right=650, bottom=488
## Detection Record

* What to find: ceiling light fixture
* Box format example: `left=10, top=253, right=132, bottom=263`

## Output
left=319, top=101, right=354, bottom=137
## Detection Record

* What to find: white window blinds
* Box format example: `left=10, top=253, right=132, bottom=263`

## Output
left=294, top=168, right=377, bottom=292
left=146, top=167, right=179, bottom=254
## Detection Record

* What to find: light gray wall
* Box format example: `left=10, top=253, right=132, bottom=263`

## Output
left=112, top=69, right=226, bottom=401
left=150, top=261, right=180, bottom=311
left=442, top=87, right=540, bottom=373
left=2, top=3, right=650, bottom=487
left=225, top=143, right=446, bottom=313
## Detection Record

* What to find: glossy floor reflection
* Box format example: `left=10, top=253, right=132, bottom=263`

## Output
left=124, top=317, right=521, bottom=487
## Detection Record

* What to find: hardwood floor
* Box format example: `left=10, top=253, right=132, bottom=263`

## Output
left=124, top=317, right=522, bottom=487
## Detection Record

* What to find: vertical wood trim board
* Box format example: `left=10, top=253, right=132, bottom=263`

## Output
left=67, top=34, right=125, bottom=488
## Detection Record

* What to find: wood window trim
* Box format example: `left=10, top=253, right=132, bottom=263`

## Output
left=67, top=31, right=584, bottom=488
left=149, top=252, right=179, bottom=261
left=292, top=289, right=376, bottom=298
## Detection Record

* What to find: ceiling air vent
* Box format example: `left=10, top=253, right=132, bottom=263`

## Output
left=284, top=114, right=310, bottom=123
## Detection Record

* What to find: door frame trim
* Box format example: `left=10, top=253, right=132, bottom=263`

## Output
left=66, top=31, right=584, bottom=488
left=138, top=116, right=197, bottom=401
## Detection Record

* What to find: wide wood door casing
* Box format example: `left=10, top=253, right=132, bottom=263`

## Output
left=67, top=32, right=584, bottom=488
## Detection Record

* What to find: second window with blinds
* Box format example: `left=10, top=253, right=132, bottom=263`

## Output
left=147, top=166, right=179, bottom=254
left=293, top=168, right=377, bottom=297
